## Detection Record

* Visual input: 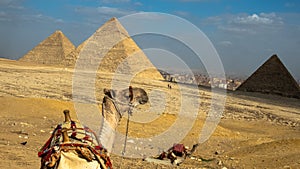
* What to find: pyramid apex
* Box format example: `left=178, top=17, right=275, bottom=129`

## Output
left=109, top=17, right=118, bottom=22
left=51, top=30, right=66, bottom=38
left=54, top=30, right=63, bottom=34
left=265, top=54, right=282, bottom=65
left=270, top=54, right=279, bottom=59
left=93, top=16, right=130, bottom=39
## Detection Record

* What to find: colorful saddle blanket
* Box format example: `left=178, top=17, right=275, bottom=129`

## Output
left=38, top=120, right=112, bottom=168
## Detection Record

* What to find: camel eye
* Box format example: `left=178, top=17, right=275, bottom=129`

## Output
left=139, top=99, right=147, bottom=104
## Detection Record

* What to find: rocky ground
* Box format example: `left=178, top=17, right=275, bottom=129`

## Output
left=0, top=58, right=299, bottom=169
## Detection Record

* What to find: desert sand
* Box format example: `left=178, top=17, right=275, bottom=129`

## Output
left=0, top=58, right=299, bottom=169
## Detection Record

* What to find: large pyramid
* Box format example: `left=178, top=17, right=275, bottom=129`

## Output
left=237, top=54, right=300, bottom=98
left=62, top=40, right=88, bottom=67
left=75, top=17, right=163, bottom=80
left=19, top=30, right=75, bottom=65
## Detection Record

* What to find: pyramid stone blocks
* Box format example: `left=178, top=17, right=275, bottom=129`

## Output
left=76, top=17, right=163, bottom=80
left=19, top=31, right=75, bottom=66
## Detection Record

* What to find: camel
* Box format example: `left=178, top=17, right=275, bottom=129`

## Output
left=38, top=86, right=149, bottom=169
left=99, top=86, right=148, bottom=152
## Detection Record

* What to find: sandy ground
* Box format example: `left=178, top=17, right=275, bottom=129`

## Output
left=0, top=58, right=299, bottom=169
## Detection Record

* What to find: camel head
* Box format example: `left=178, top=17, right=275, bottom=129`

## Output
left=103, top=86, right=149, bottom=115
left=102, top=86, right=148, bottom=129
left=103, top=86, right=148, bottom=106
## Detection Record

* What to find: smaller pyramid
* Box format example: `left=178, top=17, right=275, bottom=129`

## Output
left=19, top=30, right=75, bottom=66
left=237, top=54, right=300, bottom=98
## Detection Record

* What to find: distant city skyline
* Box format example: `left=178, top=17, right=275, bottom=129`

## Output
left=0, top=0, right=299, bottom=79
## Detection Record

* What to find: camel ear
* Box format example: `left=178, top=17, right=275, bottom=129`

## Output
left=111, top=90, right=116, bottom=99
left=129, top=86, right=133, bottom=102
left=103, top=88, right=116, bottom=99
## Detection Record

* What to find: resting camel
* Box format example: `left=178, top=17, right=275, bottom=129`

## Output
left=38, top=86, right=149, bottom=169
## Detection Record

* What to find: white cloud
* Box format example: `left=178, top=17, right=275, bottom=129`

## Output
left=174, top=11, right=190, bottom=17
left=134, top=2, right=143, bottom=6
left=218, top=41, right=232, bottom=47
left=209, top=13, right=284, bottom=34
left=75, top=6, right=136, bottom=17
left=231, top=13, right=283, bottom=26
left=0, top=0, right=24, bottom=9
left=260, top=12, right=276, bottom=18
left=17, top=13, right=65, bottom=25
left=202, top=16, right=222, bottom=25
left=0, top=0, right=15, bottom=5
left=234, top=13, right=274, bottom=25
left=55, top=19, right=64, bottom=23
left=218, top=25, right=255, bottom=34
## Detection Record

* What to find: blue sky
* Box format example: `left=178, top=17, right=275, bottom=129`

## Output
left=0, top=0, right=300, bottom=79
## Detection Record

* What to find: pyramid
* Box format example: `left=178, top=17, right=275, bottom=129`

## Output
left=63, top=40, right=88, bottom=67
left=236, top=54, right=300, bottom=98
left=76, top=17, right=163, bottom=80
left=19, top=30, right=75, bottom=66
